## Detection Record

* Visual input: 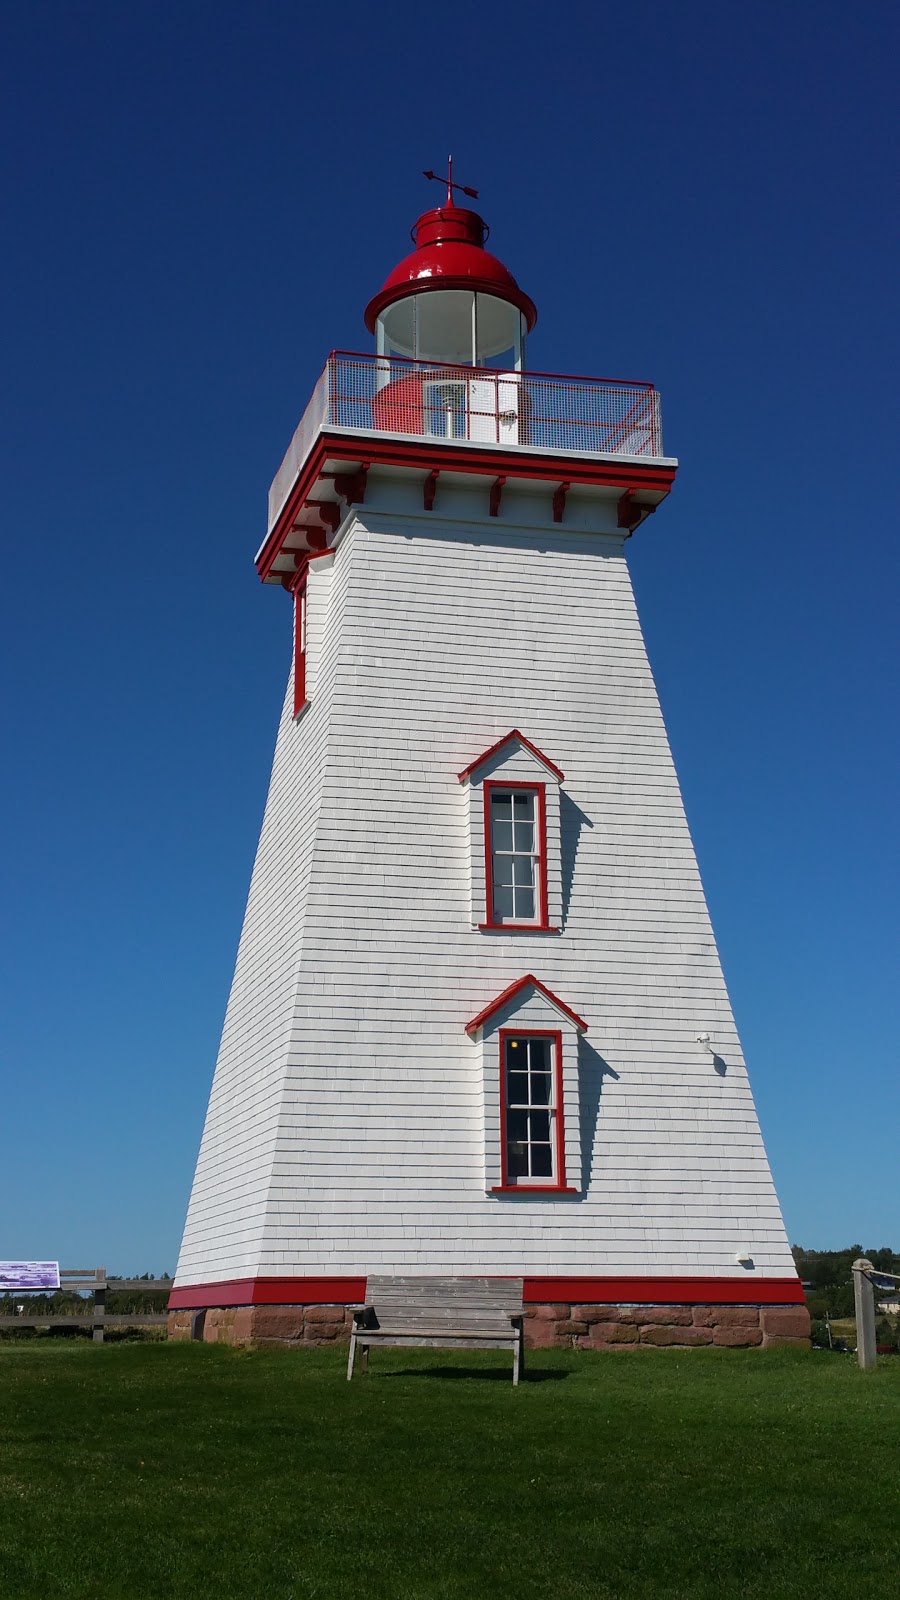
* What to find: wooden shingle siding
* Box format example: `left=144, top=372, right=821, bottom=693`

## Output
left=175, top=490, right=795, bottom=1289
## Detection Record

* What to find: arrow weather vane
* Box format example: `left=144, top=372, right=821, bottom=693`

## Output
left=422, top=156, right=479, bottom=204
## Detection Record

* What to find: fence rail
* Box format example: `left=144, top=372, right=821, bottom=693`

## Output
left=268, top=352, right=665, bottom=532
left=0, top=1268, right=171, bottom=1342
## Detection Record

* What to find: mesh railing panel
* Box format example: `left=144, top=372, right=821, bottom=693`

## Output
left=268, top=365, right=329, bottom=529
left=325, top=353, right=663, bottom=457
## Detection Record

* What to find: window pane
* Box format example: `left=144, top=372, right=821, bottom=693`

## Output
left=508, top=1142, right=528, bottom=1178
left=493, top=885, right=514, bottom=919
left=493, top=857, right=514, bottom=887
left=513, top=821, right=534, bottom=851
left=530, top=1071, right=551, bottom=1106
left=507, top=1108, right=529, bottom=1142
left=530, top=1110, right=551, bottom=1144
left=492, top=820, right=513, bottom=852
left=529, top=1039, right=550, bottom=1071
left=513, top=887, right=534, bottom=919
left=513, top=856, right=534, bottom=887
left=491, top=795, right=512, bottom=821
left=512, top=793, right=533, bottom=816
left=507, top=1071, right=529, bottom=1105
left=531, top=1144, right=553, bottom=1178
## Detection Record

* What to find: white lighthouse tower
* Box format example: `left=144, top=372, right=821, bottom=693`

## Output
left=170, top=172, right=808, bottom=1351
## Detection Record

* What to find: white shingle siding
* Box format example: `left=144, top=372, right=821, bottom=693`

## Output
left=175, top=481, right=795, bottom=1286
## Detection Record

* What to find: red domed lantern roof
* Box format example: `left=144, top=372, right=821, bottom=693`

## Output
left=365, top=174, right=537, bottom=333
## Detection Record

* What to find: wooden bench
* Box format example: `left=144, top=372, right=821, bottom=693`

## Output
left=348, top=1276, right=525, bottom=1384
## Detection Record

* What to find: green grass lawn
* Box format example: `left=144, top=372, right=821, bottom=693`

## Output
left=1, top=1342, right=898, bottom=1599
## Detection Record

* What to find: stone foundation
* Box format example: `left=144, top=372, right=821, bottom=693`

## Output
left=167, top=1304, right=355, bottom=1347
left=168, top=1300, right=809, bottom=1350
left=523, top=1301, right=810, bottom=1349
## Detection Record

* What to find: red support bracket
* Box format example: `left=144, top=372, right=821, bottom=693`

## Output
left=305, top=500, right=341, bottom=535
left=334, top=463, right=369, bottom=504
left=489, top=475, right=506, bottom=517
left=423, top=469, right=439, bottom=511
left=617, top=488, right=657, bottom=531
left=552, top=481, right=570, bottom=523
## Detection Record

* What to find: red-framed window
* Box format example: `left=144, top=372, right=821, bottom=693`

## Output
left=496, top=1029, right=566, bottom=1190
left=482, top=781, right=549, bottom=928
left=293, top=579, right=307, bottom=717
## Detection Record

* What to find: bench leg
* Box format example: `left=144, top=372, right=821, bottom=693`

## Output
left=347, top=1329, right=357, bottom=1381
left=512, top=1331, right=521, bottom=1386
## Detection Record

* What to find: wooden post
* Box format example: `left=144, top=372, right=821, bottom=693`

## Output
left=852, top=1257, right=877, bottom=1370
left=92, top=1268, right=107, bottom=1345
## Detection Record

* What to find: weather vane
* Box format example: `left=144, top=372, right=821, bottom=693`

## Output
left=422, top=156, right=479, bottom=205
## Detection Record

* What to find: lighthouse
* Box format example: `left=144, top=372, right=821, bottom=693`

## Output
left=170, top=171, right=809, bottom=1351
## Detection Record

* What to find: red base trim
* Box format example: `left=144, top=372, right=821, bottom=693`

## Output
left=167, top=1276, right=366, bottom=1311
left=522, top=1276, right=806, bottom=1305
left=168, top=1273, right=804, bottom=1311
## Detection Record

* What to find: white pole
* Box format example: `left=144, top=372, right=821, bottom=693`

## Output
left=852, top=1257, right=877, bottom=1370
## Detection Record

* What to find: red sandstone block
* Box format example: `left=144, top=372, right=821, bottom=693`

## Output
left=528, top=1304, right=571, bottom=1320
left=572, top=1305, right=619, bottom=1324
left=763, top=1335, right=811, bottom=1349
left=693, top=1305, right=761, bottom=1328
left=761, top=1309, right=811, bottom=1338
left=304, top=1305, right=347, bottom=1325
left=589, top=1321, right=640, bottom=1346
left=232, top=1308, right=254, bottom=1344
left=640, top=1325, right=713, bottom=1346
left=249, top=1308, right=305, bottom=1341
left=524, top=1321, right=564, bottom=1349
left=713, top=1325, right=763, bottom=1347
left=203, top=1309, right=231, bottom=1344
left=558, top=1320, right=588, bottom=1336
left=620, top=1305, right=694, bottom=1326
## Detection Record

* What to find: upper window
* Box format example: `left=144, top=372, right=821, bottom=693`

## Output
left=485, top=782, right=548, bottom=928
left=500, top=1030, right=564, bottom=1188
left=458, top=730, right=564, bottom=933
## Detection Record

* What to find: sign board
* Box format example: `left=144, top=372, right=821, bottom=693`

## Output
left=0, top=1261, right=61, bottom=1291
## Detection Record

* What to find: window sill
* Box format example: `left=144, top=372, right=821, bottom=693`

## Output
left=489, top=1185, right=580, bottom=1196
left=477, top=923, right=560, bottom=934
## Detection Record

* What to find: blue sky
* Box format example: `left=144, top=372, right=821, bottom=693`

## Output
left=2, top=2, right=897, bottom=1272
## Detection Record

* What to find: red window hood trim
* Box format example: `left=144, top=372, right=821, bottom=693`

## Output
left=465, top=974, right=588, bottom=1037
left=458, top=728, right=565, bottom=784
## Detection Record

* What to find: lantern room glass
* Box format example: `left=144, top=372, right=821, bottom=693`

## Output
left=375, top=291, right=525, bottom=372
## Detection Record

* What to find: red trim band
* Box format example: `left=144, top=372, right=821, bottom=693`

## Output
left=167, top=1276, right=366, bottom=1311
left=168, top=1273, right=805, bottom=1311
left=259, top=432, right=677, bottom=582
left=522, top=1276, right=806, bottom=1305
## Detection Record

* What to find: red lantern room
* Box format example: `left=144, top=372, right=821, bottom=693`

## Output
left=364, top=165, right=538, bottom=442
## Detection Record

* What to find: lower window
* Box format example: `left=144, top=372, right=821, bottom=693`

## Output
left=500, top=1030, right=564, bottom=1187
